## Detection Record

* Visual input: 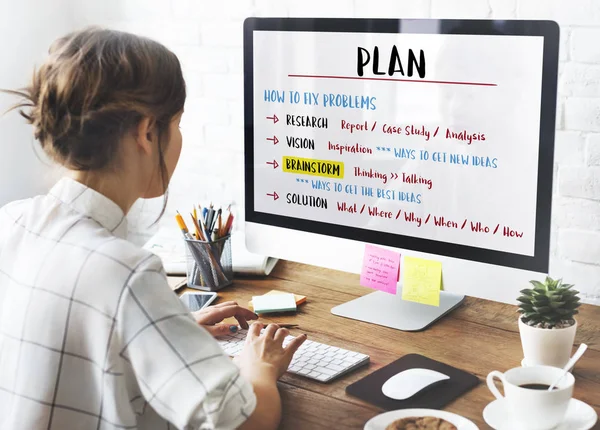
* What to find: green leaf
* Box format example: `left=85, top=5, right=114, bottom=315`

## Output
left=532, top=297, right=550, bottom=307
left=543, top=315, right=558, bottom=323
left=549, top=301, right=566, bottom=309
left=517, top=296, right=533, bottom=304
left=519, top=304, right=535, bottom=313
left=530, top=280, right=546, bottom=290
left=534, top=306, right=551, bottom=314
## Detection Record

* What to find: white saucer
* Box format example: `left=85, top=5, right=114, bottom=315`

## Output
left=364, top=408, right=478, bottom=430
left=483, top=398, right=597, bottom=430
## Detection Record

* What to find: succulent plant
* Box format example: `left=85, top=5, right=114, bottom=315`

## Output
left=517, top=277, right=581, bottom=329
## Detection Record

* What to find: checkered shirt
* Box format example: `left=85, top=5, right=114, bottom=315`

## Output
left=0, top=177, right=256, bottom=429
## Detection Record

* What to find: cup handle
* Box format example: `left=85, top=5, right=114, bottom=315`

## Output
left=486, top=370, right=505, bottom=400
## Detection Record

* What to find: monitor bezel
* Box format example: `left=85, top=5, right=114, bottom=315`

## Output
left=243, top=18, right=559, bottom=273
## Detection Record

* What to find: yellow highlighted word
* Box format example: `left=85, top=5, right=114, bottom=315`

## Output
left=282, top=156, right=344, bottom=179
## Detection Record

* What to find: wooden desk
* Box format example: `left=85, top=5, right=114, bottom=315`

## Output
left=170, top=261, right=600, bottom=429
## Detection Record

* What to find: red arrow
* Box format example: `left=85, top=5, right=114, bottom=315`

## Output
left=266, top=191, right=279, bottom=200
left=266, top=136, right=279, bottom=145
left=266, top=159, right=279, bottom=169
left=266, top=114, right=279, bottom=124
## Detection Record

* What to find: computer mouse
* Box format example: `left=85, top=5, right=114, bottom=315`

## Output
left=381, top=368, right=450, bottom=400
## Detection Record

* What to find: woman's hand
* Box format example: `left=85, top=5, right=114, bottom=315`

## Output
left=192, top=301, right=258, bottom=337
left=234, top=322, right=307, bottom=382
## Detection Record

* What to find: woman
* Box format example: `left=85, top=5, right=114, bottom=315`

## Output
left=0, top=27, right=305, bottom=430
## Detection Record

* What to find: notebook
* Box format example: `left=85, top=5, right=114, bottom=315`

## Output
left=252, top=293, right=297, bottom=314
left=248, top=290, right=307, bottom=311
left=346, top=354, right=479, bottom=410
left=143, top=226, right=278, bottom=276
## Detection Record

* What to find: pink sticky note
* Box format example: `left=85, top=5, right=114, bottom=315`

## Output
left=360, top=244, right=401, bottom=294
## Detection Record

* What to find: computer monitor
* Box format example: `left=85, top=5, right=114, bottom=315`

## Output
left=243, top=18, right=559, bottom=331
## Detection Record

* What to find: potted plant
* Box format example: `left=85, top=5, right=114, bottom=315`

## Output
left=517, top=276, right=581, bottom=368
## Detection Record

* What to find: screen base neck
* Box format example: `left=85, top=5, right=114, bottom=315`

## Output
left=331, top=289, right=465, bottom=332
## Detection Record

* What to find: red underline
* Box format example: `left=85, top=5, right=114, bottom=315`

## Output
left=288, top=74, right=497, bottom=87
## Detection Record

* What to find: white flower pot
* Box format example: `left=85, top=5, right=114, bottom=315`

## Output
left=518, top=317, right=577, bottom=368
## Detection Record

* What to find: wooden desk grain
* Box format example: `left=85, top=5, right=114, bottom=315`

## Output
left=171, top=261, right=600, bottom=429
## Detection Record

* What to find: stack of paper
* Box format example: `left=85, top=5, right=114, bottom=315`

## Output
left=251, top=293, right=297, bottom=314
left=248, top=290, right=307, bottom=311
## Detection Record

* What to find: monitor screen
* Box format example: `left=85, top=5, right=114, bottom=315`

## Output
left=244, top=19, right=558, bottom=273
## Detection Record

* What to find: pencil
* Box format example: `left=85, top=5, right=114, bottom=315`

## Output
left=175, top=211, right=192, bottom=239
left=221, top=211, right=231, bottom=237
left=225, top=214, right=234, bottom=235
left=198, top=213, right=210, bottom=241
left=216, top=210, right=222, bottom=237
left=190, top=212, right=204, bottom=241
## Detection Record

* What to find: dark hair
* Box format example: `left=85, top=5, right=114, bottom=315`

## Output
left=3, top=27, right=186, bottom=217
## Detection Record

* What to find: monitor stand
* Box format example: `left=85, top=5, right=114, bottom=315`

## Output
left=331, top=289, right=465, bottom=332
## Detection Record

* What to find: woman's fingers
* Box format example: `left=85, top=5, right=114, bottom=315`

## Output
left=263, top=323, right=279, bottom=339
left=203, top=323, right=237, bottom=337
left=248, top=322, right=263, bottom=339
left=235, top=315, right=250, bottom=330
left=199, top=304, right=258, bottom=326
left=284, top=334, right=308, bottom=358
left=212, top=301, right=241, bottom=309
left=273, top=328, right=289, bottom=345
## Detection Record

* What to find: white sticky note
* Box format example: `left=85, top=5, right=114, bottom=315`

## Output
left=252, top=293, right=297, bottom=314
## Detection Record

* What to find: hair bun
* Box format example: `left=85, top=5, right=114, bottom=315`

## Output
left=3, top=27, right=186, bottom=172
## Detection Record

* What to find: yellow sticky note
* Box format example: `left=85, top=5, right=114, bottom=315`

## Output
left=402, top=256, right=442, bottom=307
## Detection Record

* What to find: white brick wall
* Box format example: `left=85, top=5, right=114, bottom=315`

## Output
left=70, top=0, right=600, bottom=304
left=571, top=28, right=600, bottom=63
left=588, top=134, right=600, bottom=165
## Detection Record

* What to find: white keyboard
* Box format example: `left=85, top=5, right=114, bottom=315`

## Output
left=217, top=329, right=370, bottom=382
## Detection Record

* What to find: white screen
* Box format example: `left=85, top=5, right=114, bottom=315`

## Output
left=253, top=30, right=544, bottom=257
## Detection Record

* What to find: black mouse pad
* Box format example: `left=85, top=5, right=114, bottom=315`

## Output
left=346, top=354, right=479, bottom=410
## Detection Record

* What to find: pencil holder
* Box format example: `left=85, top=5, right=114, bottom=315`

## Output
left=184, top=235, right=233, bottom=291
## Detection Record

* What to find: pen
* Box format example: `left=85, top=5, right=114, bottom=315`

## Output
left=229, top=324, right=299, bottom=333
left=206, top=208, right=215, bottom=235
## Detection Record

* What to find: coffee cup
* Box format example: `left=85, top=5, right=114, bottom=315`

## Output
left=486, top=365, right=574, bottom=430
